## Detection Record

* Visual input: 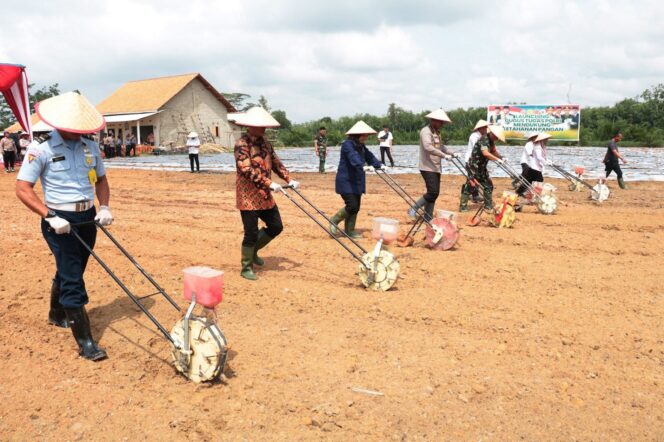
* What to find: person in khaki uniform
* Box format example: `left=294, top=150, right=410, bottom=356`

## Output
left=232, top=107, right=300, bottom=281
left=408, top=109, right=456, bottom=221
left=1, top=131, right=17, bottom=172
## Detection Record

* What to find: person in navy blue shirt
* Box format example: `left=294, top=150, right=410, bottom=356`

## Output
left=16, top=92, right=112, bottom=361
left=329, top=121, right=382, bottom=238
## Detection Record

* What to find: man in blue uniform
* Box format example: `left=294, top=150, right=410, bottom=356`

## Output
left=16, top=91, right=113, bottom=361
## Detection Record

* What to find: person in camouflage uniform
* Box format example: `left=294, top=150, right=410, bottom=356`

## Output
left=314, top=126, right=328, bottom=174
left=459, top=125, right=505, bottom=212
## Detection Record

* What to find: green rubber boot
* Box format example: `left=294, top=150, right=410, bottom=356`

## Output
left=618, top=178, right=628, bottom=189
left=253, top=229, right=273, bottom=266
left=459, top=185, right=470, bottom=212
left=240, top=246, right=257, bottom=280
left=344, top=213, right=362, bottom=239
left=483, top=189, right=494, bottom=210
left=329, top=208, right=347, bottom=235
left=424, top=202, right=435, bottom=222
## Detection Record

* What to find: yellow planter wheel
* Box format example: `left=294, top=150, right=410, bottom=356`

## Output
left=358, top=250, right=400, bottom=292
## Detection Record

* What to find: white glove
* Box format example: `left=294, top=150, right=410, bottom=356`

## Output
left=46, top=215, right=71, bottom=234
left=95, top=205, right=113, bottom=226
left=363, top=166, right=374, bottom=172
left=545, top=159, right=553, bottom=166
left=496, top=158, right=505, bottom=164
left=451, top=152, right=460, bottom=159
left=288, top=179, right=300, bottom=190
left=269, top=182, right=283, bottom=192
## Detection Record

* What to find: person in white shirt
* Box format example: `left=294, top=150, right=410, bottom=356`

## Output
left=186, top=132, right=201, bottom=173
left=464, top=120, right=490, bottom=203
left=517, top=132, right=551, bottom=195
left=377, top=125, right=394, bottom=167
left=18, top=132, right=30, bottom=162
left=514, top=132, right=539, bottom=190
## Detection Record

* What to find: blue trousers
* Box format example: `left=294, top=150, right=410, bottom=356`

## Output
left=41, top=208, right=97, bottom=308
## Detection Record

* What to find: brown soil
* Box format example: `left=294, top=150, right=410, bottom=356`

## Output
left=1, top=169, right=662, bottom=440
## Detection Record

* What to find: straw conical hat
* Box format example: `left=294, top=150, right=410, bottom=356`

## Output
left=526, top=131, right=539, bottom=140
left=425, top=109, right=452, bottom=123
left=36, top=91, right=105, bottom=133
left=187, top=132, right=199, bottom=138
left=345, top=120, right=377, bottom=135
left=228, top=106, right=280, bottom=128
left=488, top=124, right=506, bottom=142
left=535, top=132, right=552, bottom=142
left=473, top=119, right=489, bottom=131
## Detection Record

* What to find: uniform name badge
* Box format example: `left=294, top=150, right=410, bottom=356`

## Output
left=88, top=168, right=98, bottom=185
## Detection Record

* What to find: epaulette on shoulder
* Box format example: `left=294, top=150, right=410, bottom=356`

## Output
left=36, top=133, right=51, bottom=143
left=81, top=134, right=94, bottom=141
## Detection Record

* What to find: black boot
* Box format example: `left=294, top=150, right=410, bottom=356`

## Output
left=64, top=307, right=107, bottom=361
left=48, top=280, right=68, bottom=328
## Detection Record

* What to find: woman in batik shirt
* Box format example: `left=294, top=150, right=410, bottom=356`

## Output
left=233, top=107, right=300, bottom=281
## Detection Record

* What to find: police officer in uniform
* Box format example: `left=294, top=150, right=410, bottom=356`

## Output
left=16, top=91, right=113, bottom=361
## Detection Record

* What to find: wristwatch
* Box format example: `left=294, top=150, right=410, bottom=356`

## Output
left=44, top=209, right=57, bottom=219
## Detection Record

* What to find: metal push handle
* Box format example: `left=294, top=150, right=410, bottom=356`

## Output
left=447, top=156, right=489, bottom=200
left=69, top=221, right=179, bottom=344
left=550, top=164, right=596, bottom=191
left=495, top=160, right=543, bottom=203
left=373, top=168, right=437, bottom=228
left=278, top=186, right=369, bottom=267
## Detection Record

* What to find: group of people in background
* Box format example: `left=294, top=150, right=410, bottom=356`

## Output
left=1, top=130, right=31, bottom=172
left=99, top=132, right=137, bottom=159
left=312, top=124, right=395, bottom=174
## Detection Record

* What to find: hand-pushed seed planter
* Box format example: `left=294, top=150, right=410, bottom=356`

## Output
left=70, top=222, right=228, bottom=383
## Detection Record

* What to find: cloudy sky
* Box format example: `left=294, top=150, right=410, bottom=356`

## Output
left=1, top=0, right=663, bottom=122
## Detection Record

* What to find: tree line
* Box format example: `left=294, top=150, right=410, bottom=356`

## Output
left=3, top=83, right=663, bottom=147
left=245, top=84, right=664, bottom=148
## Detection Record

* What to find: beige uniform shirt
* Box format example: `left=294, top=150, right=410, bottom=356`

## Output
left=418, top=125, right=450, bottom=172
left=1, top=137, right=17, bottom=152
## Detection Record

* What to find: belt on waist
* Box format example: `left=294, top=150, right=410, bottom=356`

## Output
left=47, top=201, right=94, bottom=212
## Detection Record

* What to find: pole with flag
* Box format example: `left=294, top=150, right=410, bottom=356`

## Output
left=0, top=63, right=31, bottom=139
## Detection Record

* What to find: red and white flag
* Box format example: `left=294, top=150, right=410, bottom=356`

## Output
left=0, top=63, right=31, bottom=139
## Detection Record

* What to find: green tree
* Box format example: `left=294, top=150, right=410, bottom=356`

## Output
left=258, top=95, right=270, bottom=111
left=272, top=110, right=291, bottom=130
left=221, top=92, right=255, bottom=111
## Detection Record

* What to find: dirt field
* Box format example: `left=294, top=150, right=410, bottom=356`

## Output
left=0, top=168, right=662, bottom=440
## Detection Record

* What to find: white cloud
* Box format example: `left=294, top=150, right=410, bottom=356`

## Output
left=1, top=0, right=663, bottom=122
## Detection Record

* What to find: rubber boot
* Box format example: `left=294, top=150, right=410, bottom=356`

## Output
left=471, top=188, right=484, bottom=203
left=344, top=213, right=362, bottom=239
left=253, top=229, right=273, bottom=266
left=64, top=307, right=107, bottom=361
left=618, top=178, right=628, bottom=189
left=424, top=202, right=435, bottom=222
left=408, top=197, right=427, bottom=220
left=329, top=208, right=347, bottom=235
left=459, top=187, right=470, bottom=212
left=483, top=189, right=494, bottom=210
left=240, top=246, right=257, bottom=280
left=48, top=280, right=68, bottom=328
